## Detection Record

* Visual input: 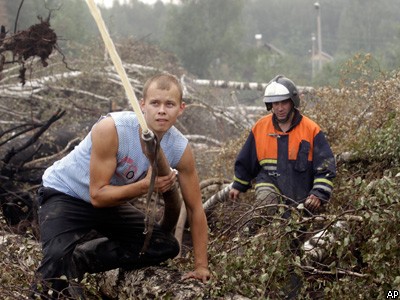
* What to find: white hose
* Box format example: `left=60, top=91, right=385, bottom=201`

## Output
left=85, top=0, right=150, bottom=134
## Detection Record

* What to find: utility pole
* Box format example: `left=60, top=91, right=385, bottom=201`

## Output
left=314, top=2, right=322, bottom=72
left=311, top=33, right=316, bottom=80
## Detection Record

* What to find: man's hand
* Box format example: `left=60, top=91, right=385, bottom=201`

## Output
left=229, top=188, right=240, bottom=200
left=304, top=194, right=321, bottom=213
left=144, top=167, right=177, bottom=193
left=181, top=266, right=210, bottom=283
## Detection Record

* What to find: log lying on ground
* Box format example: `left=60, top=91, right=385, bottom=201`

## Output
left=188, top=78, right=315, bottom=93
left=302, top=220, right=349, bottom=265
left=203, top=182, right=232, bottom=211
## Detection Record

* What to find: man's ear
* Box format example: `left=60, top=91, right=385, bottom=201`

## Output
left=140, top=99, right=145, bottom=112
left=178, top=101, right=186, bottom=116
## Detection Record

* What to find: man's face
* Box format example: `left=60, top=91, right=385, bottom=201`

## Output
left=141, top=82, right=185, bottom=137
left=271, top=99, right=293, bottom=123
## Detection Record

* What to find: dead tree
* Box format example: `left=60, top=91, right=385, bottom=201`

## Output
left=0, top=4, right=72, bottom=236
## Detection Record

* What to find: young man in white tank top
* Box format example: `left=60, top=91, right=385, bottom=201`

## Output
left=33, top=73, right=210, bottom=298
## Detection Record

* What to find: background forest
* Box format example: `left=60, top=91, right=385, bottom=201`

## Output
left=1, top=0, right=400, bottom=299
left=2, top=0, right=400, bottom=87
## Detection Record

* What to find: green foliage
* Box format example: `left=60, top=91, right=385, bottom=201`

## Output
left=208, top=232, right=295, bottom=298
left=162, top=0, right=245, bottom=77
left=199, top=187, right=306, bottom=298
left=305, top=53, right=398, bottom=153
left=322, top=174, right=400, bottom=298
left=355, top=116, right=400, bottom=170
left=312, top=56, right=346, bottom=87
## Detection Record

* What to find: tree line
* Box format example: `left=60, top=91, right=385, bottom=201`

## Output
left=4, top=0, right=400, bottom=86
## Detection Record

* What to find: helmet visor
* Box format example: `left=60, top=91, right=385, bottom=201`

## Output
left=263, top=81, right=291, bottom=103
left=263, top=95, right=291, bottom=103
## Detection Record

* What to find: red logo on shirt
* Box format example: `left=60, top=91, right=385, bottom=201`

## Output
left=117, top=157, right=138, bottom=181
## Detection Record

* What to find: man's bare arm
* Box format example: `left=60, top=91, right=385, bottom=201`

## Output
left=177, top=145, right=210, bottom=282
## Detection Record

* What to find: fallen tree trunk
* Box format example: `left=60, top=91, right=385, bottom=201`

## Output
left=188, top=78, right=315, bottom=93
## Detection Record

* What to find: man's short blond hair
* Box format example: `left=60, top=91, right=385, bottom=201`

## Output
left=143, top=73, right=183, bottom=102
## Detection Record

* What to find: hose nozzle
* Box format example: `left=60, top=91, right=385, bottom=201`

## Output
left=141, top=129, right=158, bottom=161
left=141, top=129, right=155, bottom=141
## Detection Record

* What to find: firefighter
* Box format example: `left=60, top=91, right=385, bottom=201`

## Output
left=229, top=75, right=336, bottom=216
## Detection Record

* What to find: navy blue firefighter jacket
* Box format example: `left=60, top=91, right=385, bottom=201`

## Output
left=232, top=110, right=336, bottom=204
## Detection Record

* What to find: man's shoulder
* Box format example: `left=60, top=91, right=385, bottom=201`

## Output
left=297, top=114, right=322, bottom=136
left=108, top=111, right=139, bottom=128
left=252, top=114, right=273, bottom=129
left=166, top=126, right=188, bottom=143
left=109, top=110, right=136, bottom=120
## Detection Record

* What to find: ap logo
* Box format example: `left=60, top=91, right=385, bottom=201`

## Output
left=387, top=290, right=399, bottom=299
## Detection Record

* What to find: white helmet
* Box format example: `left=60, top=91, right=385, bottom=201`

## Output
left=263, top=75, right=300, bottom=110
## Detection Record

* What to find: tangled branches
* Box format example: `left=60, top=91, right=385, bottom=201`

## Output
left=0, top=17, right=58, bottom=84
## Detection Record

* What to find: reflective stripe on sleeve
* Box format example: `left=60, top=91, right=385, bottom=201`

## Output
left=234, top=176, right=250, bottom=186
left=313, top=178, right=333, bottom=193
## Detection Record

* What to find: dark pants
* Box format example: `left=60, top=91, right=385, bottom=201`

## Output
left=34, top=186, right=179, bottom=297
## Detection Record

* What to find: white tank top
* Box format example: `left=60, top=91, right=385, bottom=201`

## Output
left=42, top=111, right=188, bottom=203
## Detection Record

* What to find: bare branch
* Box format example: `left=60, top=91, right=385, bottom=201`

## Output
left=2, top=109, right=65, bottom=164
left=23, top=137, right=80, bottom=168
